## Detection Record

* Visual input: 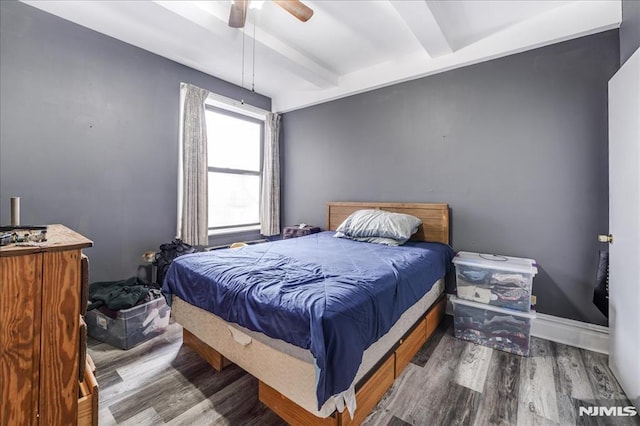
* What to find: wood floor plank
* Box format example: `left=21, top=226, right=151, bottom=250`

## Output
left=89, top=325, right=182, bottom=376
left=90, top=326, right=184, bottom=408
left=234, top=402, right=287, bottom=426
left=556, top=392, right=580, bottom=425
left=410, top=315, right=451, bottom=368
left=431, top=382, right=481, bottom=426
left=115, top=342, right=187, bottom=383
left=550, top=341, right=596, bottom=401
left=154, top=351, right=248, bottom=422
left=365, top=322, right=457, bottom=425
left=209, top=376, right=261, bottom=425
left=99, top=343, right=202, bottom=408
left=88, top=319, right=639, bottom=426
left=364, top=333, right=465, bottom=425
left=387, top=415, right=412, bottom=426
left=168, top=400, right=224, bottom=425
left=557, top=395, right=598, bottom=426
left=403, top=334, right=468, bottom=424
left=215, top=379, right=285, bottom=426
left=107, top=346, right=245, bottom=422
left=118, top=407, right=165, bottom=426
left=517, top=339, right=561, bottom=424
left=98, top=405, right=117, bottom=426
left=165, top=374, right=283, bottom=425
left=515, top=411, right=560, bottom=426
left=580, top=348, right=633, bottom=406
left=452, top=344, right=493, bottom=393
left=168, top=375, right=253, bottom=425
left=473, top=350, right=521, bottom=426
left=95, top=369, right=124, bottom=389
left=363, top=363, right=423, bottom=426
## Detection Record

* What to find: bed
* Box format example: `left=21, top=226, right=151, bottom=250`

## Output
left=163, top=202, right=452, bottom=425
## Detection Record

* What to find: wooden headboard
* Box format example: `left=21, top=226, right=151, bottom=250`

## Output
left=327, top=202, right=450, bottom=244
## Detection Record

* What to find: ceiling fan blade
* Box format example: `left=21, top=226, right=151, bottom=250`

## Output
left=229, top=0, right=248, bottom=28
left=273, top=0, right=314, bottom=22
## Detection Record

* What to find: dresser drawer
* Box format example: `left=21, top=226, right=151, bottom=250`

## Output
left=77, top=360, right=98, bottom=426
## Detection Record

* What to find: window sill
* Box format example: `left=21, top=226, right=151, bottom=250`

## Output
left=208, top=225, right=260, bottom=236
left=207, top=227, right=262, bottom=248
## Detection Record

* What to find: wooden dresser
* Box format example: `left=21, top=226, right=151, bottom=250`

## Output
left=0, top=225, right=96, bottom=425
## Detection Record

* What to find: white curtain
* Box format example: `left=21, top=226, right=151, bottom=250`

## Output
left=260, top=113, right=281, bottom=236
left=177, top=83, right=210, bottom=245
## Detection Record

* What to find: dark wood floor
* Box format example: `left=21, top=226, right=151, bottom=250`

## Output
left=88, top=317, right=638, bottom=426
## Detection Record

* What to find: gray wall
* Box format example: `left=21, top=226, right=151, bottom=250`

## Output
left=282, top=30, right=619, bottom=326
left=0, top=1, right=270, bottom=282
left=621, top=0, right=640, bottom=65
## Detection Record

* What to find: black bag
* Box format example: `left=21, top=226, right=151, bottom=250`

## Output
left=153, top=239, right=196, bottom=286
left=593, top=250, right=609, bottom=318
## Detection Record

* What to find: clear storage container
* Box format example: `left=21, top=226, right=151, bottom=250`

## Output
left=453, top=251, right=538, bottom=312
left=451, top=295, right=536, bottom=356
left=85, top=297, right=170, bottom=350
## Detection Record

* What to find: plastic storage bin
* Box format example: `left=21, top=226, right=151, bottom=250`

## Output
left=453, top=251, right=538, bottom=312
left=85, top=297, right=170, bottom=349
left=451, top=296, right=536, bottom=356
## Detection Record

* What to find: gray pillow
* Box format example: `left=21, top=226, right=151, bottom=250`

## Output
left=334, top=209, right=422, bottom=245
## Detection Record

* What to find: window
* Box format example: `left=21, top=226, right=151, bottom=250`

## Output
left=205, top=106, right=264, bottom=235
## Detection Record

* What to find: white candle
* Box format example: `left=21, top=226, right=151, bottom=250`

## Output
left=10, top=197, right=20, bottom=226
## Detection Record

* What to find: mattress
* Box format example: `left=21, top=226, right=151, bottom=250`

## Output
left=172, top=278, right=444, bottom=418
left=163, top=232, right=455, bottom=408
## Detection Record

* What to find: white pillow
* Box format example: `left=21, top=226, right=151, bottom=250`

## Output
left=334, top=209, right=422, bottom=245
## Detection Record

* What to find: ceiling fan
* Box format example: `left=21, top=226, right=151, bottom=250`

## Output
left=229, top=0, right=314, bottom=28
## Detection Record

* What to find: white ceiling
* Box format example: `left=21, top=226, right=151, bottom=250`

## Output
left=22, top=0, right=621, bottom=112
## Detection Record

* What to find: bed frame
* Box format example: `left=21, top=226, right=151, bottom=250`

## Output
left=326, top=202, right=449, bottom=244
left=181, top=202, right=450, bottom=425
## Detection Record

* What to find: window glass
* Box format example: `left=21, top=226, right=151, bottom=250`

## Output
left=206, top=110, right=261, bottom=172
left=205, top=107, right=263, bottom=234
left=207, top=172, right=260, bottom=228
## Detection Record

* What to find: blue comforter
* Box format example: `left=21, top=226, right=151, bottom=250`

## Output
left=162, top=232, right=455, bottom=408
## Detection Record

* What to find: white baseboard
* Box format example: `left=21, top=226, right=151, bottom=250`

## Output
left=530, top=313, right=609, bottom=354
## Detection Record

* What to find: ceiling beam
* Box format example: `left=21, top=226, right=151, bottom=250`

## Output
left=390, top=0, right=453, bottom=58
left=154, top=1, right=338, bottom=89
left=274, top=0, right=620, bottom=112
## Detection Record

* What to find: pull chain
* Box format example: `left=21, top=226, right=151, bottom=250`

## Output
left=241, top=25, right=246, bottom=90
left=252, top=15, right=256, bottom=93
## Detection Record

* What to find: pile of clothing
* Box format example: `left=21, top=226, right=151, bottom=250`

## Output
left=454, top=303, right=531, bottom=356
left=456, top=266, right=532, bottom=311
left=87, top=277, right=163, bottom=319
